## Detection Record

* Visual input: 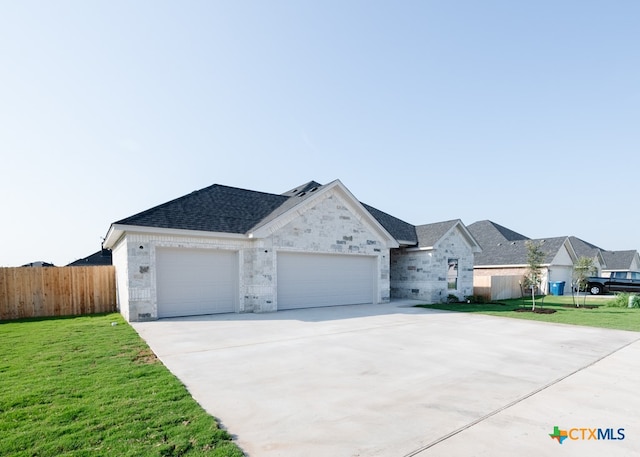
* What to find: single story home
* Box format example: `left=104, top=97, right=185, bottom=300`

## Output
left=67, top=249, right=113, bottom=266
left=601, top=250, right=640, bottom=277
left=468, top=220, right=577, bottom=298
left=104, top=179, right=480, bottom=321
left=468, top=220, right=640, bottom=299
left=21, top=261, right=55, bottom=267
left=568, top=236, right=606, bottom=276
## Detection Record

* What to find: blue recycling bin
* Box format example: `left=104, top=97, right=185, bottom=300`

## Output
left=550, top=281, right=565, bottom=296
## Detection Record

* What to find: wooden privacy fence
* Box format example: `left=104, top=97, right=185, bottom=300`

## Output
left=473, top=275, right=523, bottom=301
left=0, top=266, right=116, bottom=321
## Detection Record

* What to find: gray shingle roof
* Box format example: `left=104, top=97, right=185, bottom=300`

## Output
left=360, top=203, right=417, bottom=244
left=112, top=180, right=417, bottom=244
left=280, top=181, right=323, bottom=197
left=467, top=220, right=529, bottom=247
left=68, top=249, right=113, bottom=266
left=568, top=236, right=602, bottom=259
left=249, top=182, right=326, bottom=231
left=473, top=237, right=568, bottom=266
left=415, top=220, right=460, bottom=247
left=114, top=184, right=288, bottom=234
left=602, top=250, right=637, bottom=270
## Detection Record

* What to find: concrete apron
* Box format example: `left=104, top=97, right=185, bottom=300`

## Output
left=132, top=301, right=640, bottom=457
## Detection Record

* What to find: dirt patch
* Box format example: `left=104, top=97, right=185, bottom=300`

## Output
left=133, top=348, right=159, bottom=364
left=513, top=308, right=557, bottom=314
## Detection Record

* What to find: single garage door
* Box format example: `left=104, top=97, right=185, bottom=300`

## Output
left=277, top=252, right=375, bottom=310
left=156, top=247, right=237, bottom=318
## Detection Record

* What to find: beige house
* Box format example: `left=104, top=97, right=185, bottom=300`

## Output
left=468, top=221, right=578, bottom=300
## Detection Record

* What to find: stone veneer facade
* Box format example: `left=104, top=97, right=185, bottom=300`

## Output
left=390, top=227, right=475, bottom=303
left=112, top=190, right=392, bottom=321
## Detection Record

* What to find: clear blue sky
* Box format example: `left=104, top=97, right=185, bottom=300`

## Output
left=1, top=1, right=638, bottom=267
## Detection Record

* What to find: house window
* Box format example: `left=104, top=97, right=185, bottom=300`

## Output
left=447, top=258, right=458, bottom=290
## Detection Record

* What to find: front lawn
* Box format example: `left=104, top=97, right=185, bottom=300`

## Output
left=0, top=313, right=244, bottom=457
left=418, top=295, right=640, bottom=332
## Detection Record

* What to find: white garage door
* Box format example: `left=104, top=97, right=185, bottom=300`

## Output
left=277, top=252, right=375, bottom=310
left=156, top=247, right=237, bottom=318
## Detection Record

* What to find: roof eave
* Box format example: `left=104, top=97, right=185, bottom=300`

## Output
left=396, top=240, right=418, bottom=247
left=405, top=245, right=435, bottom=252
left=102, top=223, right=248, bottom=249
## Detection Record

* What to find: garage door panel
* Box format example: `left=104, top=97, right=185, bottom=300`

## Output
left=278, top=253, right=375, bottom=310
left=156, top=248, right=237, bottom=318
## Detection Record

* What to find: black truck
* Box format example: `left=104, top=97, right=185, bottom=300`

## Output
left=587, top=271, right=640, bottom=295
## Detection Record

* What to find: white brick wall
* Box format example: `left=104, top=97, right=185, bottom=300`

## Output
left=112, top=190, right=391, bottom=321
left=271, top=193, right=391, bottom=307
left=391, top=227, right=475, bottom=303
left=112, top=240, right=129, bottom=321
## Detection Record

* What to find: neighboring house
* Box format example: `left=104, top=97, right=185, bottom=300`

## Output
left=466, top=220, right=528, bottom=246
left=568, top=236, right=606, bottom=276
left=601, top=250, right=640, bottom=277
left=103, top=180, right=400, bottom=322
left=468, top=221, right=577, bottom=297
left=67, top=249, right=113, bottom=266
left=21, top=261, right=55, bottom=267
left=390, top=220, right=481, bottom=303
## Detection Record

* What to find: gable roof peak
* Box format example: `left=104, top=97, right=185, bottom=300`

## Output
left=411, top=219, right=481, bottom=252
left=281, top=180, right=323, bottom=197
left=470, top=220, right=530, bottom=241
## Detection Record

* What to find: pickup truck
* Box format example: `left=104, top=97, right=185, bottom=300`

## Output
left=587, top=271, right=640, bottom=295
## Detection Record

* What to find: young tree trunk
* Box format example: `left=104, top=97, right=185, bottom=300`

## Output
left=531, top=285, right=536, bottom=311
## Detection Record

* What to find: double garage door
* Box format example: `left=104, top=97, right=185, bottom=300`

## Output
left=277, top=252, right=375, bottom=310
left=156, top=248, right=376, bottom=318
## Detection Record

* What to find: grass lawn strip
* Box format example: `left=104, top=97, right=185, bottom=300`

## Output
left=0, top=313, right=244, bottom=457
left=418, top=295, right=640, bottom=332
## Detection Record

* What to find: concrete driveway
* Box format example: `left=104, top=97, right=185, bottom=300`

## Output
left=132, top=301, right=640, bottom=457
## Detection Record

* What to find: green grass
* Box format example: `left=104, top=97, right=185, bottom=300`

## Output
left=0, top=313, right=244, bottom=457
left=418, top=295, right=640, bottom=332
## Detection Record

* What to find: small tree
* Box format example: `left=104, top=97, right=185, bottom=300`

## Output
left=572, top=256, right=597, bottom=307
left=524, top=240, right=545, bottom=311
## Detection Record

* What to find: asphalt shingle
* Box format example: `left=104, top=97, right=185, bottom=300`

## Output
left=415, top=220, right=460, bottom=247
left=472, top=237, right=568, bottom=266
left=112, top=180, right=418, bottom=245
left=467, top=220, right=529, bottom=247
left=569, top=236, right=602, bottom=260
left=114, top=184, right=288, bottom=234
left=602, top=250, right=637, bottom=270
left=360, top=203, right=417, bottom=244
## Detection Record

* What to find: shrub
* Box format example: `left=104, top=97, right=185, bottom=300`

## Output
left=607, top=293, right=640, bottom=308
left=465, top=295, right=487, bottom=304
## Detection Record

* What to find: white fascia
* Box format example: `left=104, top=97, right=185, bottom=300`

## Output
left=396, top=240, right=419, bottom=247
left=404, top=246, right=435, bottom=252
left=102, top=224, right=247, bottom=249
